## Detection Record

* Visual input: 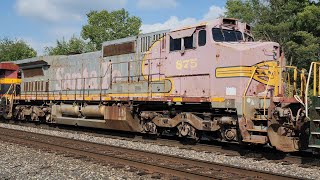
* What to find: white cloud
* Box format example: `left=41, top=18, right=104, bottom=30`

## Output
left=137, top=0, right=177, bottom=9
left=15, top=0, right=127, bottom=23
left=141, top=5, right=225, bottom=33
left=203, top=5, right=226, bottom=20
left=141, top=16, right=197, bottom=33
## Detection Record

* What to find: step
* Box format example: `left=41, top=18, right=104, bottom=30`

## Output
left=312, top=119, right=320, bottom=122
left=258, top=96, right=270, bottom=99
left=242, top=135, right=268, bottom=144
left=247, top=128, right=267, bottom=133
left=255, top=108, right=268, bottom=111
left=315, top=107, right=320, bottom=110
left=311, top=132, right=320, bottom=135
left=251, top=118, right=268, bottom=121
left=309, top=145, right=320, bottom=148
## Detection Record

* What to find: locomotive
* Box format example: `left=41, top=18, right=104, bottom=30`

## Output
left=0, top=18, right=319, bottom=153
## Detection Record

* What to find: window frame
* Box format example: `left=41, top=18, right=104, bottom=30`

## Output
left=169, top=33, right=197, bottom=52
left=169, top=37, right=182, bottom=52
left=212, top=28, right=243, bottom=42
left=198, top=29, right=207, bottom=47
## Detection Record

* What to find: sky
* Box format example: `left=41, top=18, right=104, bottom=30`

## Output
left=0, top=0, right=227, bottom=54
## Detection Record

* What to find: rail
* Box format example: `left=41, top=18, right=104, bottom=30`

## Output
left=305, top=62, right=320, bottom=117
left=0, top=127, right=299, bottom=180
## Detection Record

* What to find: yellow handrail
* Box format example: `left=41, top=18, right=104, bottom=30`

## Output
left=305, top=62, right=320, bottom=118
left=263, top=68, right=275, bottom=116
left=318, top=65, right=320, bottom=96
left=314, top=63, right=317, bottom=96
left=285, top=66, right=299, bottom=97
left=243, top=66, right=257, bottom=124
left=287, top=72, right=291, bottom=97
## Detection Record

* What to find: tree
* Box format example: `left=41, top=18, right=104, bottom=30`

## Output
left=45, top=36, right=94, bottom=56
left=225, top=0, right=319, bottom=69
left=0, top=38, right=37, bottom=61
left=81, top=9, right=142, bottom=50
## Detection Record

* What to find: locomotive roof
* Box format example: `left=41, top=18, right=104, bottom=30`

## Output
left=12, top=51, right=101, bottom=66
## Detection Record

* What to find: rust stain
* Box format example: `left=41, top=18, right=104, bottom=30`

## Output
left=103, top=42, right=135, bottom=57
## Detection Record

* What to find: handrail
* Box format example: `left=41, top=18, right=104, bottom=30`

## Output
left=243, top=66, right=257, bottom=124
left=284, top=66, right=298, bottom=97
left=305, top=62, right=320, bottom=117
left=18, top=57, right=166, bottom=100
left=263, top=69, right=275, bottom=116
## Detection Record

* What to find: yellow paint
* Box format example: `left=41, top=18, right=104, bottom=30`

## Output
left=142, top=37, right=163, bottom=80
left=141, top=36, right=175, bottom=95
left=216, top=61, right=279, bottom=86
left=104, top=97, right=111, bottom=101
left=211, top=97, right=225, bottom=102
left=0, top=78, right=21, bottom=84
left=314, top=63, right=317, bottom=96
left=173, top=97, right=182, bottom=102
left=15, top=93, right=228, bottom=104
left=85, top=97, right=92, bottom=101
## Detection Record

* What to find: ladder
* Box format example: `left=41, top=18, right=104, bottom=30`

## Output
left=242, top=105, right=269, bottom=144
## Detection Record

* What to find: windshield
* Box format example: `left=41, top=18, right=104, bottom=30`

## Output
left=212, top=28, right=243, bottom=42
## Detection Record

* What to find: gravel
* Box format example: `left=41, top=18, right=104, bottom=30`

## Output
left=0, top=123, right=319, bottom=180
left=0, top=140, right=158, bottom=180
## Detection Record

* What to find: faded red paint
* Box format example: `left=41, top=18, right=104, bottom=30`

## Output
left=0, top=63, right=19, bottom=78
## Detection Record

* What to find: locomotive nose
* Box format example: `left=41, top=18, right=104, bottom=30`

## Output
left=216, top=41, right=281, bottom=63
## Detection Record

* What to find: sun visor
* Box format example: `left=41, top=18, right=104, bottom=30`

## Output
left=170, top=27, right=196, bottom=39
left=18, top=60, right=48, bottom=70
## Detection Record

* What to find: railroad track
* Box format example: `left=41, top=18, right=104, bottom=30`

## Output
left=1, top=121, right=317, bottom=167
left=0, top=127, right=298, bottom=180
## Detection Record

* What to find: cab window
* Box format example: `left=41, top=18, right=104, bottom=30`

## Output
left=198, top=30, right=206, bottom=46
left=170, top=37, right=182, bottom=51
left=170, top=33, right=195, bottom=52
left=212, top=28, right=243, bottom=42
left=184, top=36, right=193, bottom=50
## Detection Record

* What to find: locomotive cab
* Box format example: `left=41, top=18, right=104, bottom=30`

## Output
left=0, top=63, right=20, bottom=95
left=0, top=63, right=21, bottom=119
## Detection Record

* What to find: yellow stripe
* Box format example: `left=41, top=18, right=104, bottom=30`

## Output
left=173, top=97, right=182, bottom=102
left=0, top=78, right=21, bottom=84
left=17, top=94, right=225, bottom=103
left=211, top=97, right=225, bottom=102
left=104, top=97, right=112, bottom=101
left=216, top=67, right=254, bottom=77
left=141, top=36, right=175, bottom=95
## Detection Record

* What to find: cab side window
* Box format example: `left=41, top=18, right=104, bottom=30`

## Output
left=198, top=30, right=206, bottom=46
left=169, top=31, right=196, bottom=52
left=170, top=37, right=182, bottom=51
left=184, top=36, right=194, bottom=50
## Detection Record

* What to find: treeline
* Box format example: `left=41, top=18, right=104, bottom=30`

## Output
left=0, top=38, right=36, bottom=62
left=0, top=8, right=141, bottom=61
left=225, top=0, right=319, bottom=69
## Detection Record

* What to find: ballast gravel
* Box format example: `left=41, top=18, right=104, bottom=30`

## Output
left=0, top=123, right=319, bottom=180
left=0, top=141, right=155, bottom=180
